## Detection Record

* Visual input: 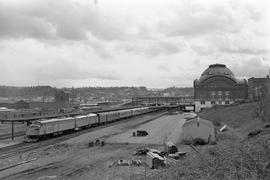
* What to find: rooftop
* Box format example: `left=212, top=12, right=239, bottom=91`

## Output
left=199, top=63, right=236, bottom=82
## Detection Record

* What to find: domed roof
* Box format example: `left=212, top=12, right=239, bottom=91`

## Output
left=199, top=64, right=235, bottom=82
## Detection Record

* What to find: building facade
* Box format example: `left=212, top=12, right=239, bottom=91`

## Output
left=248, top=75, right=270, bottom=101
left=194, top=64, right=248, bottom=112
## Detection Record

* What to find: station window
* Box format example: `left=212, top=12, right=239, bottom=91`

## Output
left=211, top=91, right=216, bottom=99
left=225, top=91, right=230, bottom=99
left=225, top=101, right=230, bottom=105
left=201, top=101, right=205, bottom=105
left=211, top=101, right=216, bottom=105
left=219, top=101, right=222, bottom=105
left=218, top=91, right=223, bottom=99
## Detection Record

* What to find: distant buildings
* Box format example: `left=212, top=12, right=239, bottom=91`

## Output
left=55, top=90, right=70, bottom=102
left=248, top=75, right=270, bottom=101
left=0, top=100, right=29, bottom=110
left=194, top=64, right=248, bottom=112
left=132, top=96, right=194, bottom=106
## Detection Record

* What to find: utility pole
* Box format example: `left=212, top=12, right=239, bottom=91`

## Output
left=144, top=156, right=147, bottom=180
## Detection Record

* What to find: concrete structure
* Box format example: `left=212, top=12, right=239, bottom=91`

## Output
left=182, top=118, right=216, bottom=143
left=194, top=64, right=248, bottom=112
left=248, top=75, right=270, bottom=101
left=132, top=96, right=194, bottom=106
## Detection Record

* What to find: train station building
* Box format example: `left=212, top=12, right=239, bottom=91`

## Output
left=194, top=64, right=248, bottom=112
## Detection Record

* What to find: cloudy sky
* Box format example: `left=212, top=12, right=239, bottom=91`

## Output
left=0, top=0, right=269, bottom=88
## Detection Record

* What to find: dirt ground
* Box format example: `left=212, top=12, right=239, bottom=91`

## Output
left=107, top=113, right=186, bottom=145
left=0, top=112, right=189, bottom=180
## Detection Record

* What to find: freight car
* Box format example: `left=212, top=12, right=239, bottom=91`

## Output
left=24, top=107, right=155, bottom=142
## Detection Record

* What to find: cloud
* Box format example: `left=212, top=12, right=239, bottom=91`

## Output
left=0, top=0, right=127, bottom=42
left=118, top=40, right=185, bottom=57
left=158, top=0, right=268, bottom=39
left=0, top=3, right=55, bottom=40
left=231, top=57, right=270, bottom=78
left=213, top=33, right=269, bottom=55
left=31, top=59, right=121, bottom=81
left=159, top=3, right=241, bottom=37
left=0, top=0, right=269, bottom=88
left=157, top=63, right=170, bottom=72
left=190, top=43, right=214, bottom=55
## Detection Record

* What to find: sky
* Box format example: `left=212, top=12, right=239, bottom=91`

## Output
left=0, top=0, right=269, bottom=88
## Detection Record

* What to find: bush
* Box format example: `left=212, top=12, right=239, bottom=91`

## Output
left=213, top=120, right=221, bottom=127
left=182, top=138, right=207, bottom=145
left=192, top=138, right=207, bottom=145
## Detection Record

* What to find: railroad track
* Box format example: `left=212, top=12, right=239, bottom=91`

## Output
left=0, top=111, right=167, bottom=159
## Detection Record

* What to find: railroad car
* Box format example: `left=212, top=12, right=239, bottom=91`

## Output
left=25, top=113, right=98, bottom=142
left=98, top=111, right=120, bottom=124
left=119, top=109, right=133, bottom=119
left=25, top=117, right=75, bottom=142
left=142, top=107, right=151, bottom=113
left=25, top=107, right=155, bottom=142
left=74, top=113, right=98, bottom=129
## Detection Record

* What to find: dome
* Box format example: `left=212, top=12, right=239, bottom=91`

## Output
left=199, top=64, right=235, bottom=82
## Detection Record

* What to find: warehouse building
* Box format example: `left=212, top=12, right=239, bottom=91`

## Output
left=194, top=64, right=248, bottom=112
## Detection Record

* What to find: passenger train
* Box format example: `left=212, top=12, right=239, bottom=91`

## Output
left=24, top=107, right=154, bottom=142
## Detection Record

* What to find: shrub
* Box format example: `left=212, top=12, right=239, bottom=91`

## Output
left=213, top=120, right=221, bottom=127
left=192, top=138, right=207, bottom=145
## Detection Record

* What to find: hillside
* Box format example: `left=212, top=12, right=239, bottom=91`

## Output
left=199, top=103, right=267, bottom=135
left=0, top=86, right=194, bottom=103
left=145, top=103, right=270, bottom=179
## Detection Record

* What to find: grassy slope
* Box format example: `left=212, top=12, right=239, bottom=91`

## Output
left=199, top=103, right=265, bottom=136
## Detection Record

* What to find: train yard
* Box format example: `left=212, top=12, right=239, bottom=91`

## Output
left=0, top=106, right=164, bottom=141
left=0, top=107, right=164, bottom=157
left=0, top=110, right=180, bottom=180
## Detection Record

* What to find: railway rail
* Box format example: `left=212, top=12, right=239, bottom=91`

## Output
left=0, top=111, right=167, bottom=159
